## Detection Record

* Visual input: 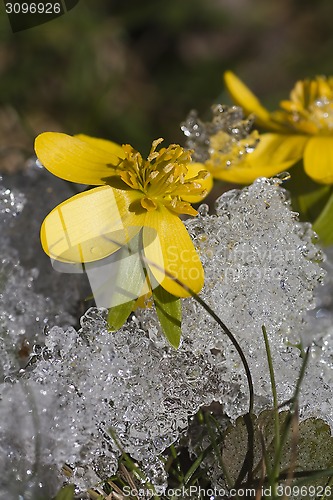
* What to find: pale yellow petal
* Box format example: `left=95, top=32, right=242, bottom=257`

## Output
left=212, top=133, right=307, bottom=184
left=224, top=71, right=287, bottom=132
left=75, top=134, right=125, bottom=159
left=35, top=132, right=121, bottom=185
left=182, top=162, right=213, bottom=203
left=85, top=233, right=150, bottom=309
left=304, top=136, right=333, bottom=184
left=41, top=185, right=146, bottom=263
left=143, top=207, right=204, bottom=298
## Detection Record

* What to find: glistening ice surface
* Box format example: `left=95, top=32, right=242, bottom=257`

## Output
left=0, top=175, right=332, bottom=497
left=0, top=164, right=87, bottom=380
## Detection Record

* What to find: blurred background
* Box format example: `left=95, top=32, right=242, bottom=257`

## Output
left=1, top=0, right=333, bottom=173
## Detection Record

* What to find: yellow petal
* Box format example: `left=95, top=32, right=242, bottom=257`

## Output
left=224, top=71, right=286, bottom=132
left=304, top=136, right=333, bottom=184
left=182, top=162, right=213, bottom=203
left=212, top=133, right=307, bottom=184
left=143, top=206, right=204, bottom=298
left=41, top=185, right=146, bottom=263
left=75, top=134, right=125, bottom=159
left=35, top=132, right=121, bottom=185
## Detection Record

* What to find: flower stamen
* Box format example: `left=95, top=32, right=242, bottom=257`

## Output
left=108, top=139, right=208, bottom=215
left=272, top=76, right=333, bottom=134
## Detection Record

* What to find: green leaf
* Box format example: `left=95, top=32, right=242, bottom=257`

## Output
left=276, top=161, right=333, bottom=224
left=293, top=185, right=331, bottom=223
left=106, top=232, right=148, bottom=330
left=54, top=484, right=75, bottom=500
left=107, top=300, right=136, bottom=331
left=287, top=161, right=322, bottom=196
left=152, top=285, right=182, bottom=349
left=220, top=410, right=333, bottom=495
left=90, top=232, right=148, bottom=311
left=313, top=190, right=333, bottom=246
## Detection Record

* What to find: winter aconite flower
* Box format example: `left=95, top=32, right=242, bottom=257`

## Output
left=224, top=71, right=333, bottom=184
left=35, top=133, right=212, bottom=300
left=181, top=104, right=304, bottom=184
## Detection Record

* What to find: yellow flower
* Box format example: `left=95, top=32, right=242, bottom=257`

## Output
left=35, top=133, right=212, bottom=298
left=224, top=71, right=333, bottom=184
left=182, top=105, right=304, bottom=185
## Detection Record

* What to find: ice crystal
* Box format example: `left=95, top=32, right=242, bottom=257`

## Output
left=2, top=163, right=89, bottom=311
left=1, top=173, right=332, bottom=495
left=0, top=381, right=64, bottom=499
left=25, top=309, right=230, bottom=489
left=181, top=104, right=259, bottom=168
left=0, top=178, right=25, bottom=217
left=307, top=246, right=333, bottom=386
left=0, top=165, right=88, bottom=380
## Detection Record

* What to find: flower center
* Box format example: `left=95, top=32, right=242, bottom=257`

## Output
left=274, top=76, right=333, bottom=134
left=109, top=139, right=208, bottom=216
left=181, top=104, right=259, bottom=171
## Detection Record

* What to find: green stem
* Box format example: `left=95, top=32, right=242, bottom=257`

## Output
left=290, top=347, right=310, bottom=413
left=318, top=474, right=333, bottom=500
left=270, top=347, right=311, bottom=499
left=262, top=326, right=280, bottom=492
left=204, top=413, right=234, bottom=493
left=108, top=428, right=160, bottom=500
left=145, top=256, right=254, bottom=414
left=145, top=258, right=255, bottom=489
left=166, top=445, right=184, bottom=482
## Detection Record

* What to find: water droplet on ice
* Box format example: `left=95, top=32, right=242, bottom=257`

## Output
left=276, top=171, right=291, bottom=182
left=198, top=204, right=209, bottom=216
